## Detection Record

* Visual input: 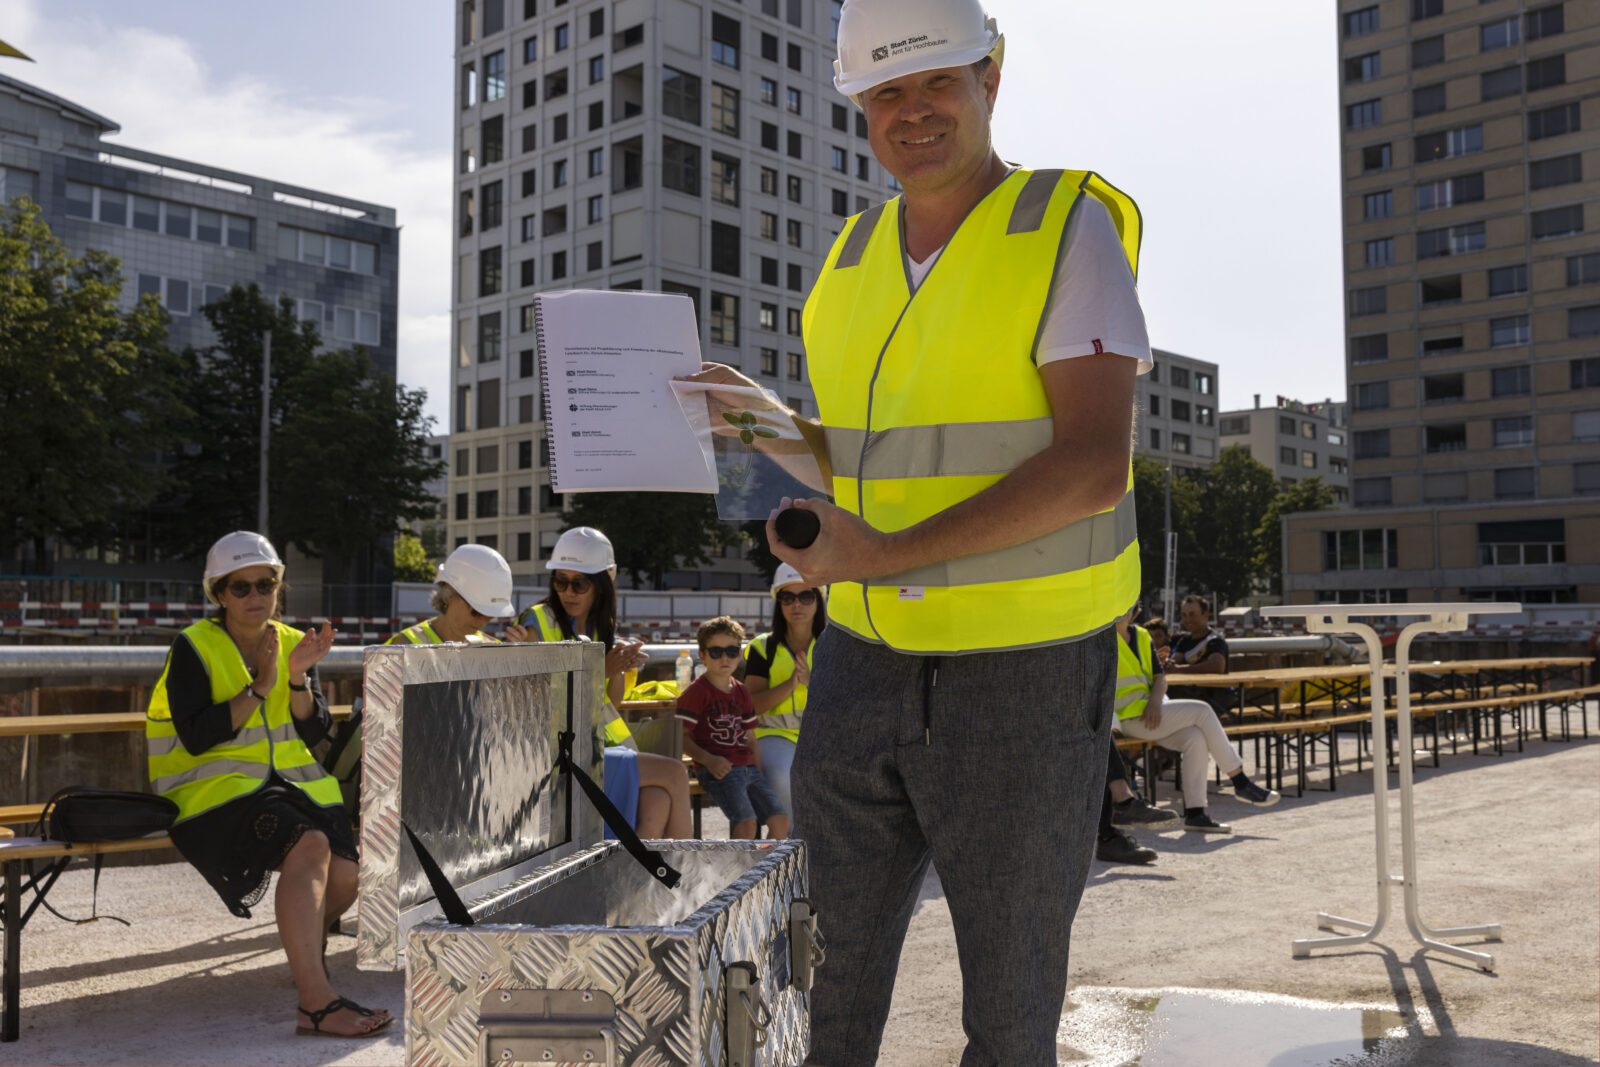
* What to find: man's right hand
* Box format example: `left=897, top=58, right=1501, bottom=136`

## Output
left=1141, top=704, right=1162, bottom=731
left=704, top=755, right=734, bottom=780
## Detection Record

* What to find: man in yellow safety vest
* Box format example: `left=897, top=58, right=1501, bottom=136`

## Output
left=685, top=0, right=1152, bottom=1060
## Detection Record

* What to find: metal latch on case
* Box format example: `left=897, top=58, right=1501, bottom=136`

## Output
left=475, top=989, right=617, bottom=1065
left=789, top=897, right=826, bottom=993
left=725, top=962, right=772, bottom=1067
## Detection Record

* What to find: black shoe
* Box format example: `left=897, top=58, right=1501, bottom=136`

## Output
left=1183, top=811, right=1233, bottom=834
left=1111, top=796, right=1179, bottom=827
left=1096, top=830, right=1158, bottom=864
left=1234, top=779, right=1281, bottom=807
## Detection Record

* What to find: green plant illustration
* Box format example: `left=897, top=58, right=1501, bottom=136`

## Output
left=721, top=410, right=780, bottom=486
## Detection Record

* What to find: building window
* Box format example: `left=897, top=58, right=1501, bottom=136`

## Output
left=1171, top=433, right=1192, bottom=455
left=1150, top=395, right=1163, bottom=417
left=1492, top=366, right=1532, bottom=397
left=551, top=158, right=567, bottom=187
left=1346, top=99, right=1381, bottom=130
left=711, top=222, right=741, bottom=276
left=787, top=174, right=803, bottom=204
left=480, top=246, right=503, bottom=296
left=709, top=292, right=738, bottom=346
left=1412, top=83, right=1446, bottom=117
left=588, top=100, right=604, bottom=130
left=760, top=122, right=779, bottom=150
left=662, top=67, right=701, bottom=123
left=485, top=50, right=507, bottom=102
left=588, top=54, right=604, bottom=83
left=787, top=42, right=802, bottom=71
left=787, top=352, right=803, bottom=381
left=1352, top=478, right=1392, bottom=508
left=1530, top=154, right=1582, bottom=190
left=1419, top=275, right=1462, bottom=306
left=1219, top=415, right=1249, bottom=436
left=1302, top=450, right=1317, bottom=469
left=1363, top=144, right=1392, bottom=173
left=483, top=115, right=505, bottom=163
left=1481, top=16, right=1520, bottom=51
left=1527, top=54, right=1566, bottom=91
left=1487, top=265, right=1528, bottom=298
left=1481, top=66, right=1521, bottom=101
left=831, top=188, right=850, bottom=216
left=1363, top=190, right=1392, bottom=220
left=1354, top=381, right=1389, bottom=410
left=554, top=22, right=569, bottom=50
left=1417, top=221, right=1486, bottom=258
left=550, top=249, right=567, bottom=280
left=1423, top=373, right=1465, bottom=404
left=1412, top=35, right=1444, bottom=68
left=1170, top=399, right=1191, bottom=422
left=711, top=153, right=740, bottom=206
left=711, top=83, right=740, bottom=135
left=1529, top=102, right=1580, bottom=141
left=1424, top=423, right=1466, bottom=453
left=1477, top=521, right=1566, bottom=567
left=787, top=130, right=803, bottom=159
left=760, top=256, right=778, bottom=286
left=1411, top=0, right=1442, bottom=19
left=1571, top=410, right=1600, bottom=441
left=1150, top=427, right=1162, bottom=450
left=478, top=312, right=502, bottom=363
left=761, top=77, right=777, bottom=107
left=786, top=263, right=803, bottom=292
left=1414, top=125, right=1482, bottom=163
left=760, top=348, right=778, bottom=376
left=1490, top=315, right=1530, bottom=347
left=1345, top=5, right=1379, bottom=37
left=759, top=303, right=777, bottom=331
left=1344, top=52, right=1380, bottom=83
left=1351, top=335, right=1388, bottom=364
left=542, top=205, right=567, bottom=235
left=1569, top=306, right=1600, bottom=339
left=711, top=13, right=740, bottom=68
left=476, top=490, right=499, bottom=519
left=1323, top=529, right=1398, bottom=570
left=1364, top=238, right=1394, bottom=267
left=1493, top=467, right=1536, bottom=500
left=519, top=349, right=535, bottom=378
left=1350, top=286, right=1387, bottom=317
left=1493, top=415, right=1534, bottom=448
left=614, top=23, right=643, bottom=49
left=1420, top=334, right=1463, bottom=357
left=1527, top=4, right=1565, bottom=40
left=1532, top=205, right=1583, bottom=240
left=1353, top=429, right=1390, bottom=459
left=662, top=137, right=700, bottom=195
left=1567, top=253, right=1600, bottom=287
left=785, top=218, right=803, bottom=249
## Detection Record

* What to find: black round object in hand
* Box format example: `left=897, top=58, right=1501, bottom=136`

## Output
left=774, top=508, right=820, bottom=549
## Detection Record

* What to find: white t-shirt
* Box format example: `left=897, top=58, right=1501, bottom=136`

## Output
left=905, top=195, right=1153, bottom=374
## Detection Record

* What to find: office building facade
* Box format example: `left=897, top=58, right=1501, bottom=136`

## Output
left=1284, top=0, right=1599, bottom=604
left=1136, top=348, right=1221, bottom=471
left=1220, top=396, right=1352, bottom=501
left=449, top=0, right=900, bottom=589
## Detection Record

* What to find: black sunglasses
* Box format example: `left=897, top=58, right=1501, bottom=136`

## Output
left=226, top=577, right=279, bottom=598
left=703, top=644, right=741, bottom=659
left=776, top=589, right=818, bottom=606
left=551, top=574, right=594, bottom=594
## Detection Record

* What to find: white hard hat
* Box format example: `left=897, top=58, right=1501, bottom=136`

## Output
left=203, top=531, right=284, bottom=604
left=437, top=544, right=516, bottom=617
left=771, top=564, right=807, bottom=597
left=833, top=0, right=1004, bottom=105
left=547, top=526, right=617, bottom=577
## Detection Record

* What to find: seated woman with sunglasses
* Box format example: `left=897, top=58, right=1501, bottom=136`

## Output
left=742, top=564, right=825, bottom=827
left=146, top=532, right=392, bottom=1039
left=514, top=527, right=693, bottom=839
left=389, top=544, right=519, bottom=645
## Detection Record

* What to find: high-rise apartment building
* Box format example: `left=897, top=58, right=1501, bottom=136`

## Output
left=1220, top=396, right=1352, bottom=501
left=449, top=0, right=890, bottom=589
left=1135, top=348, right=1221, bottom=471
left=1283, top=0, right=1599, bottom=604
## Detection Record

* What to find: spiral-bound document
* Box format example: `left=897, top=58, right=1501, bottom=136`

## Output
left=537, top=289, right=718, bottom=493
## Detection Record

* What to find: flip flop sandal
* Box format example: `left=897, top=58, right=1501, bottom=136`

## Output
left=295, top=996, right=394, bottom=1038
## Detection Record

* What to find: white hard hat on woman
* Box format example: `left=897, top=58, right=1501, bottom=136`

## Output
left=203, top=531, right=284, bottom=604
left=548, top=527, right=618, bottom=577
left=771, top=563, right=807, bottom=597
left=436, top=543, right=516, bottom=618
left=832, top=0, right=1004, bottom=106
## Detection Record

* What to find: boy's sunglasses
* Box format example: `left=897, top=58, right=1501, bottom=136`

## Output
left=226, top=577, right=279, bottom=598
left=703, top=644, right=741, bottom=659
left=776, top=589, right=817, bottom=606
left=551, top=575, right=593, bottom=594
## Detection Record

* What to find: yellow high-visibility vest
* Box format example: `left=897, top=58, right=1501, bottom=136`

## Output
left=146, top=620, right=342, bottom=823
left=802, top=168, right=1142, bottom=655
left=519, top=602, right=632, bottom=745
left=1114, top=625, right=1155, bottom=721
left=388, top=619, right=500, bottom=644
left=745, top=632, right=813, bottom=743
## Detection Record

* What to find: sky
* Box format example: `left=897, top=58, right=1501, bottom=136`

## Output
left=6, top=0, right=1347, bottom=430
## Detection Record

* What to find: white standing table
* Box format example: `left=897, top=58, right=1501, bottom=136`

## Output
left=1258, top=602, right=1521, bottom=972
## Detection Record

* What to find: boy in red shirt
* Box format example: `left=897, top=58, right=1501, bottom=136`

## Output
left=676, top=616, right=791, bottom=840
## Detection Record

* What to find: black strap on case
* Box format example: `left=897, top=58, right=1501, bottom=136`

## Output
left=559, top=729, right=682, bottom=889
left=401, top=821, right=476, bottom=927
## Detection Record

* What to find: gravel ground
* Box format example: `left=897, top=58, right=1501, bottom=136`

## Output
left=5, top=706, right=1596, bottom=1067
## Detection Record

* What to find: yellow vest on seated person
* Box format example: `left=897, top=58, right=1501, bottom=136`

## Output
left=1114, top=625, right=1154, bottom=721
left=518, top=601, right=633, bottom=746
left=744, top=632, right=812, bottom=743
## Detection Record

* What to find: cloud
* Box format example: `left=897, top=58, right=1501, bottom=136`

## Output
left=9, top=0, right=453, bottom=429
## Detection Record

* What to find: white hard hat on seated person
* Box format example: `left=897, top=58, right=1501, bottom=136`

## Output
left=771, top=563, right=807, bottom=598
left=437, top=544, right=517, bottom=617
left=203, top=531, right=284, bottom=604
left=832, top=0, right=1004, bottom=107
left=547, top=526, right=617, bottom=578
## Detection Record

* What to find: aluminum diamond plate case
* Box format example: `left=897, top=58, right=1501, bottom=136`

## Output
left=406, top=838, right=814, bottom=1067
left=358, top=640, right=606, bottom=970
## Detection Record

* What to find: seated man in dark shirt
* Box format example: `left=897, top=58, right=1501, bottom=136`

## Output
left=1161, top=594, right=1229, bottom=710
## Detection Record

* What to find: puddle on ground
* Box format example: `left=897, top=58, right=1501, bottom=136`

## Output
left=1058, top=987, right=1427, bottom=1067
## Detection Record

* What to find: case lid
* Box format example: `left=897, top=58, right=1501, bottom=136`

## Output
left=355, top=640, right=606, bottom=970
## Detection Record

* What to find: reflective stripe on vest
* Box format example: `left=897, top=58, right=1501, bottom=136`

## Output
left=802, top=168, right=1143, bottom=654
left=1114, top=625, right=1154, bottom=720
left=146, top=620, right=342, bottom=823
left=520, top=603, right=630, bottom=744
left=745, top=633, right=811, bottom=736
left=390, top=621, right=445, bottom=645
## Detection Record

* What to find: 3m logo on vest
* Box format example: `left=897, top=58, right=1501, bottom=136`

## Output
left=898, top=586, right=924, bottom=601
left=871, top=45, right=889, bottom=61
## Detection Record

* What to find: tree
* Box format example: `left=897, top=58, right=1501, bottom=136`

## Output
left=158, top=285, right=443, bottom=582
left=560, top=491, right=735, bottom=588
left=1255, top=476, right=1337, bottom=596
left=1131, top=455, right=1201, bottom=610
left=393, top=532, right=435, bottom=582
left=739, top=519, right=783, bottom=586
left=1180, top=446, right=1279, bottom=605
left=0, top=199, right=188, bottom=568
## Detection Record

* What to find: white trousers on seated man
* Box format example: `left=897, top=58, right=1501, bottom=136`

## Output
left=1116, top=699, right=1245, bottom=810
